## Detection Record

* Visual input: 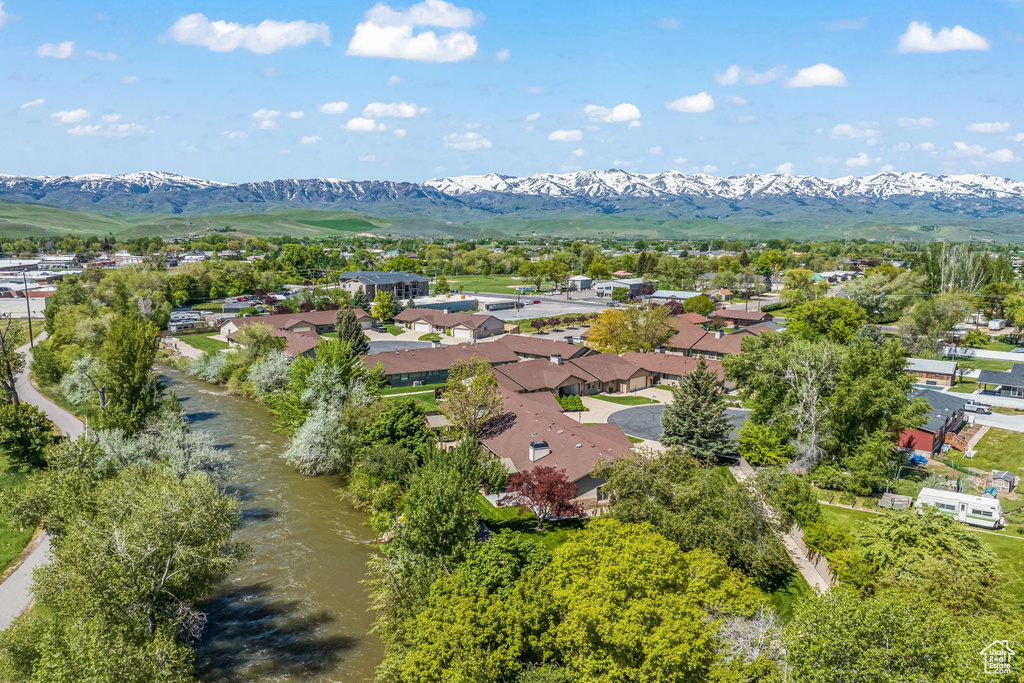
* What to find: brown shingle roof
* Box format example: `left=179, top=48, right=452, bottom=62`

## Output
left=481, top=390, right=633, bottom=485
left=677, top=312, right=709, bottom=325
left=395, top=308, right=501, bottom=330
left=712, top=309, right=774, bottom=323
left=362, top=342, right=519, bottom=376
left=567, top=354, right=647, bottom=383
left=495, top=334, right=591, bottom=359
left=619, top=351, right=725, bottom=381
left=494, top=358, right=597, bottom=393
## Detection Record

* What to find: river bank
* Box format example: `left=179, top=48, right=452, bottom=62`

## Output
left=158, top=365, right=383, bottom=682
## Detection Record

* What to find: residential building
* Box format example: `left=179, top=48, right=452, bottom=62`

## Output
left=363, top=343, right=520, bottom=387
left=339, top=271, right=429, bottom=300
left=906, top=358, right=958, bottom=387
left=480, top=389, right=634, bottom=506
left=898, top=390, right=967, bottom=456
left=394, top=309, right=504, bottom=340
left=978, top=364, right=1024, bottom=398
left=496, top=334, right=592, bottom=361
left=567, top=353, right=651, bottom=394
left=619, top=351, right=726, bottom=387
left=665, top=319, right=770, bottom=360
left=711, top=309, right=775, bottom=329
left=648, top=290, right=701, bottom=303
left=594, top=278, right=646, bottom=297
left=221, top=309, right=371, bottom=338
left=705, top=288, right=733, bottom=302
left=494, top=357, right=598, bottom=396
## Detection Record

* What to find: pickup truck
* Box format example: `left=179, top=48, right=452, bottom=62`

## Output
left=964, top=399, right=992, bottom=415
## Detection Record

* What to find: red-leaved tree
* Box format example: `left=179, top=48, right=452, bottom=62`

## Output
left=503, top=466, right=578, bottom=529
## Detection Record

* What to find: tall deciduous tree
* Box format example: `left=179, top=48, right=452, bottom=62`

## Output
left=503, top=466, right=577, bottom=529
left=586, top=304, right=674, bottom=353
left=101, top=309, right=159, bottom=433
left=335, top=307, right=370, bottom=356
left=439, top=356, right=504, bottom=438
left=786, top=297, right=867, bottom=344
left=373, top=290, right=396, bottom=324
left=0, top=315, right=26, bottom=406
left=0, top=403, right=53, bottom=470
left=683, top=295, right=715, bottom=316
left=661, top=357, right=732, bottom=460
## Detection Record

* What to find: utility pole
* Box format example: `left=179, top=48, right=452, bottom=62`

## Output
left=22, top=272, right=34, bottom=347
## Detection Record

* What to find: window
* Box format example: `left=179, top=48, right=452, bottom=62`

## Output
left=400, top=373, right=408, bottom=382
left=971, top=509, right=994, bottom=517
left=938, top=503, right=956, bottom=511
left=1012, top=387, right=1024, bottom=398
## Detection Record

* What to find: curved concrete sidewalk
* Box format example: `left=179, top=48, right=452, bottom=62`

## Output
left=0, top=334, right=83, bottom=630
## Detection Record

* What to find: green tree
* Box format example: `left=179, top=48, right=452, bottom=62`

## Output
left=661, top=357, right=732, bottom=460
left=753, top=467, right=820, bottom=527
left=335, top=307, right=370, bottom=355
left=610, top=286, right=629, bottom=302
left=786, top=297, right=867, bottom=344
left=439, top=356, right=504, bottom=438
left=0, top=403, right=53, bottom=470
left=585, top=304, right=674, bottom=353
left=100, top=309, right=159, bottom=433
left=737, top=422, right=792, bottom=467
left=962, top=329, right=988, bottom=347
left=352, top=287, right=369, bottom=310
left=373, top=290, right=396, bottom=323
left=361, top=397, right=432, bottom=455
left=434, top=275, right=449, bottom=295
left=233, top=321, right=287, bottom=363
left=0, top=316, right=26, bottom=405
left=683, top=294, right=715, bottom=316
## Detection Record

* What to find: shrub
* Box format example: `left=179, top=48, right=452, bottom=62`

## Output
left=557, top=394, right=585, bottom=412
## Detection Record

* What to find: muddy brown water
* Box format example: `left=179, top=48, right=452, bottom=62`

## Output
left=159, top=366, right=382, bottom=682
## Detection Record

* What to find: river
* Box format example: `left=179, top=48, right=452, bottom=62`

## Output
left=158, top=365, right=383, bottom=682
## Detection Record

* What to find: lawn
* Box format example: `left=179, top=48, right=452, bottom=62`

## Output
left=384, top=324, right=404, bottom=336
left=472, top=495, right=584, bottom=550
left=627, top=435, right=645, bottom=444
left=385, top=393, right=438, bottom=411
left=949, top=379, right=979, bottom=394
left=993, top=407, right=1024, bottom=416
left=448, top=276, right=542, bottom=295
left=820, top=505, right=879, bottom=532
left=418, top=332, right=441, bottom=341
left=191, top=302, right=225, bottom=311
left=982, top=340, right=1021, bottom=352
left=0, top=455, right=33, bottom=574
left=970, top=428, right=1024, bottom=475
left=958, top=359, right=1014, bottom=372
left=769, top=570, right=812, bottom=623
left=381, top=382, right=446, bottom=395
left=588, top=393, right=659, bottom=406
left=177, top=333, right=230, bottom=353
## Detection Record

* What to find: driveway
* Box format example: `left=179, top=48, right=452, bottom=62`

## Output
left=607, top=405, right=748, bottom=442
left=368, top=340, right=432, bottom=354
left=974, top=413, right=1024, bottom=433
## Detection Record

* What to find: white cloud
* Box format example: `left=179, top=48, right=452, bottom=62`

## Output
left=387, top=74, right=404, bottom=85
left=825, top=18, right=866, bottom=31
left=584, top=103, right=641, bottom=123
left=720, top=95, right=748, bottom=106
left=0, top=2, right=8, bottom=28
left=287, top=111, right=305, bottom=119
left=19, top=99, right=45, bottom=111
left=775, top=162, right=793, bottom=173
left=897, top=21, right=989, bottom=53
left=121, top=75, right=139, bottom=84
left=657, top=16, right=680, bottom=30
left=251, top=109, right=281, bottom=130
left=100, top=113, right=121, bottom=123
left=37, top=41, right=74, bottom=59
left=952, top=141, right=986, bottom=157
left=572, top=148, right=585, bottom=157
left=648, top=146, right=662, bottom=155
left=830, top=122, right=880, bottom=145
left=845, top=152, right=879, bottom=168
left=393, top=128, right=407, bottom=137
left=362, top=101, right=429, bottom=118
left=444, top=131, right=491, bottom=150
left=665, top=92, right=714, bottom=113
left=918, top=142, right=936, bottom=153
left=85, top=50, right=118, bottom=61
left=346, top=0, right=479, bottom=63
left=628, top=120, right=641, bottom=129
left=896, top=116, right=935, bottom=129
left=714, top=64, right=783, bottom=86
left=548, top=129, right=583, bottom=142
left=525, top=112, right=541, bottom=122
left=346, top=117, right=378, bottom=132
left=165, top=13, right=330, bottom=54
left=966, top=121, right=1011, bottom=134
left=50, top=109, right=90, bottom=124
left=988, top=148, right=1018, bottom=162
left=894, top=142, right=911, bottom=152
left=318, top=101, right=350, bottom=115
left=1015, top=133, right=1024, bottom=142
left=785, top=63, right=847, bottom=88
left=66, top=122, right=150, bottom=137
left=701, top=165, right=719, bottom=174
left=496, top=48, right=510, bottom=61
left=223, top=130, right=248, bottom=139
left=300, top=135, right=321, bottom=144
left=359, top=153, right=377, bottom=161
left=673, top=156, right=687, bottom=165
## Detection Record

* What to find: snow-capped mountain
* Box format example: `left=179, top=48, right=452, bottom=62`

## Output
left=2, top=169, right=1024, bottom=220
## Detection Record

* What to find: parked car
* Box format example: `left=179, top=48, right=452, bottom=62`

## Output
left=964, top=399, right=992, bottom=415
left=1012, top=347, right=1024, bottom=354
left=908, top=454, right=928, bottom=467
left=533, top=300, right=542, bottom=304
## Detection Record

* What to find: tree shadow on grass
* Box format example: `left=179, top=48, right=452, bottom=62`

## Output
left=195, top=582, right=358, bottom=682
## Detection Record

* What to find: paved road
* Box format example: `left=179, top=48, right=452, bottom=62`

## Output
left=0, top=336, right=83, bottom=631
left=947, top=347, right=1024, bottom=362
left=975, top=413, right=1024, bottom=433
left=607, top=405, right=748, bottom=442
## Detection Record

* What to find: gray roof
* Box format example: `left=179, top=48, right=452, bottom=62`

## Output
left=993, top=470, right=1018, bottom=483
left=978, top=364, right=1024, bottom=388
left=907, top=357, right=958, bottom=376
left=650, top=290, right=701, bottom=300
left=341, top=270, right=426, bottom=285
left=910, top=389, right=967, bottom=433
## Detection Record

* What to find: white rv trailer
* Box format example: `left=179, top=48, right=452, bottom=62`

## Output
left=914, top=487, right=1004, bottom=529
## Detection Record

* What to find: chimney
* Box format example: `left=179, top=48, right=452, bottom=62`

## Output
left=529, top=441, right=550, bottom=461
left=655, top=345, right=665, bottom=354
left=714, top=330, right=724, bottom=339
left=550, top=354, right=563, bottom=365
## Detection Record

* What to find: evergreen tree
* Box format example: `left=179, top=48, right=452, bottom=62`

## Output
left=335, top=308, right=370, bottom=356
left=661, top=357, right=732, bottom=460
left=352, top=287, right=369, bottom=311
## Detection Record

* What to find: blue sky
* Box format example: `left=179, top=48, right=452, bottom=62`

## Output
left=1, top=0, right=1023, bottom=182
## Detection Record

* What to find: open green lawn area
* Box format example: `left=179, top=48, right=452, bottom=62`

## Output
left=588, top=393, right=659, bottom=406
left=177, top=333, right=230, bottom=353
left=473, top=495, right=584, bottom=551
left=190, top=302, right=225, bottom=311
left=769, top=570, right=812, bottom=623
left=384, top=324, right=404, bottom=336
left=381, top=382, right=446, bottom=395
left=449, top=276, right=542, bottom=295
left=970, top=428, right=1024, bottom=475
left=418, top=333, right=441, bottom=342
left=385, top=393, right=438, bottom=411
left=627, top=435, right=645, bottom=444
left=820, top=504, right=879, bottom=532
left=982, top=340, right=1021, bottom=352
left=958, top=359, right=1015, bottom=372
left=949, top=379, right=979, bottom=394
left=0, top=455, right=33, bottom=573
left=993, top=407, right=1024, bottom=416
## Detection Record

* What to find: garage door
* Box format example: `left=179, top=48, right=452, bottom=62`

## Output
left=414, top=322, right=433, bottom=332
left=627, top=375, right=647, bottom=392
left=453, top=327, right=473, bottom=339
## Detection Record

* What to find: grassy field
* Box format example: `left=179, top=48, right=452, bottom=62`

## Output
left=191, top=302, right=225, bottom=312
left=385, top=392, right=438, bottom=411
left=982, top=340, right=1021, bottom=352
left=993, top=407, right=1024, bottom=416
left=0, top=455, right=33, bottom=573
left=958, top=359, right=1015, bottom=372
left=418, top=333, right=441, bottom=342
left=949, top=379, right=978, bottom=394
left=177, top=333, right=230, bottom=353
left=381, top=382, right=446, bottom=395
left=472, top=495, right=584, bottom=551
left=971, top=428, right=1024, bottom=474
left=769, top=571, right=812, bottom=623
left=589, top=393, right=659, bottom=406
left=384, top=324, right=404, bottom=336
left=448, top=276, right=543, bottom=294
